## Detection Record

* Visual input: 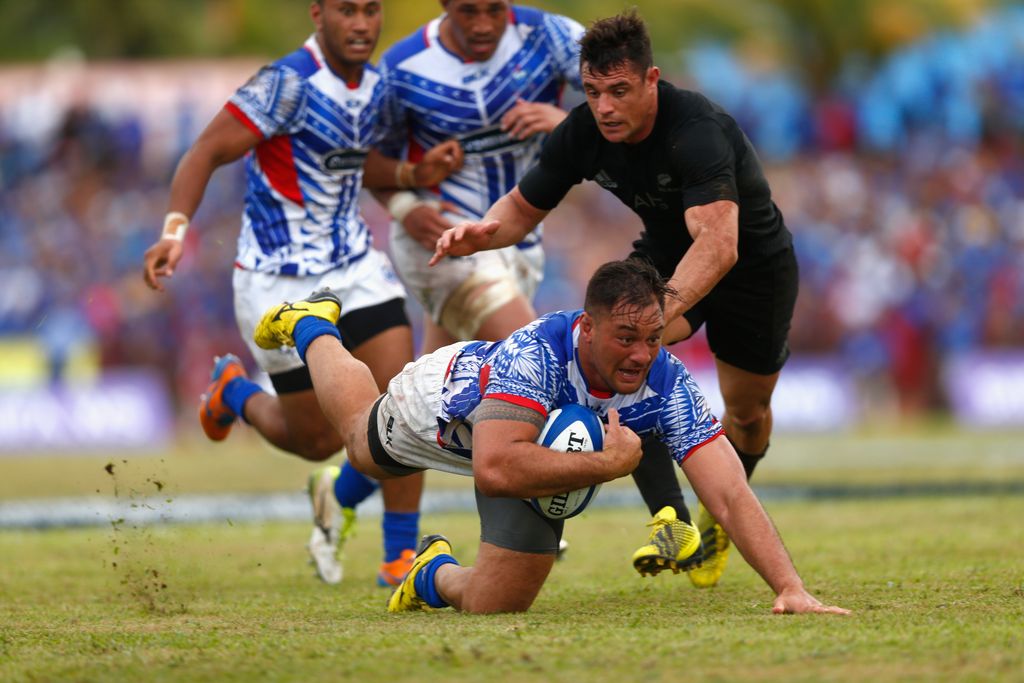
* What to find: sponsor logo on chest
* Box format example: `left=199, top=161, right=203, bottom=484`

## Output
left=323, top=149, right=368, bottom=172
left=462, top=67, right=491, bottom=85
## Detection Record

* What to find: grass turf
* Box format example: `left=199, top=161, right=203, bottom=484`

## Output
left=2, top=496, right=1022, bottom=682
left=2, top=426, right=1024, bottom=502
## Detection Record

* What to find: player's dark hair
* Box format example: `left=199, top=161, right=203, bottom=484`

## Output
left=585, top=258, right=672, bottom=317
left=578, top=9, right=653, bottom=77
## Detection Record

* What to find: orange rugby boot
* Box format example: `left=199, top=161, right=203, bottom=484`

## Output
left=198, top=353, right=247, bottom=441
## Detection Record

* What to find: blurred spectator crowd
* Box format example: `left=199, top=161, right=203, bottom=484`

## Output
left=0, top=8, right=1022, bottom=418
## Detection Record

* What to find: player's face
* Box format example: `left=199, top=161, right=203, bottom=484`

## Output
left=441, top=0, right=508, bottom=62
left=312, top=0, right=382, bottom=75
left=581, top=61, right=660, bottom=144
left=578, top=298, right=664, bottom=395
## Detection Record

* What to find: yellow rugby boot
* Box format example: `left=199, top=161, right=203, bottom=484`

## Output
left=254, top=288, right=342, bottom=350
left=387, top=534, right=453, bottom=613
left=687, top=502, right=730, bottom=588
left=632, top=506, right=703, bottom=577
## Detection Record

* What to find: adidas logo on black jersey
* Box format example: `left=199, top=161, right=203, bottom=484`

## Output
left=594, top=170, right=618, bottom=189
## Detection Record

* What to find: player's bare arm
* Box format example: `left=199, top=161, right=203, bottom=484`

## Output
left=500, top=98, right=569, bottom=140
left=363, top=142, right=465, bottom=249
left=142, top=108, right=261, bottom=292
left=369, top=187, right=464, bottom=250
left=471, top=404, right=640, bottom=498
left=661, top=199, right=739, bottom=338
left=681, top=437, right=850, bottom=615
left=429, top=187, right=548, bottom=265
left=362, top=141, right=464, bottom=191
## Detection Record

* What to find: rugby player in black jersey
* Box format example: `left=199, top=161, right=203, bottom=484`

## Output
left=431, top=9, right=799, bottom=589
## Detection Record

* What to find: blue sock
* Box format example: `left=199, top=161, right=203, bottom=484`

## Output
left=293, top=317, right=341, bottom=364
left=333, top=461, right=379, bottom=509
left=222, top=377, right=263, bottom=424
left=414, top=554, right=459, bottom=609
left=382, top=511, right=420, bottom=562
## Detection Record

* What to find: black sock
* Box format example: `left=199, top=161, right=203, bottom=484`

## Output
left=728, top=437, right=768, bottom=480
left=631, top=437, right=692, bottom=524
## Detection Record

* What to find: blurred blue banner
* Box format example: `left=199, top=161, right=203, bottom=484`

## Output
left=691, top=356, right=859, bottom=432
left=0, top=370, right=172, bottom=453
left=944, top=352, right=1024, bottom=428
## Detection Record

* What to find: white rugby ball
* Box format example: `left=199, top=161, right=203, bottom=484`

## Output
left=529, top=404, right=604, bottom=520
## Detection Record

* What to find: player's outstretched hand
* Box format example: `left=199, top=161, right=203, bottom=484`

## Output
left=429, top=220, right=500, bottom=266
left=142, top=238, right=184, bottom=292
left=501, top=99, right=568, bottom=140
left=772, top=586, right=851, bottom=615
left=403, top=200, right=462, bottom=250
left=414, top=140, right=464, bottom=187
left=600, top=408, right=642, bottom=480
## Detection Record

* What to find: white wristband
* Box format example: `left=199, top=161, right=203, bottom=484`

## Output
left=162, top=211, right=190, bottom=241
left=387, top=192, right=426, bottom=224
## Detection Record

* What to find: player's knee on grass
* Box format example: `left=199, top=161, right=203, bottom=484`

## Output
left=455, top=489, right=562, bottom=613
left=459, top=543, right=556, bottom=614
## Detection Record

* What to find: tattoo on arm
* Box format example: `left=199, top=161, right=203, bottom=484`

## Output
left=471, top=399, right=545, bottom=431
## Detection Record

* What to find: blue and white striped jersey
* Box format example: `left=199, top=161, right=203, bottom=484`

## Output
left=378, top=6, right=584, bottom=245
left=436, top=310, right=724, bottom=464
left=226, top=36, right=385, bottom=276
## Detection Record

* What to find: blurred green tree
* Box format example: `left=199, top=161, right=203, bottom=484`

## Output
left=0, top=0, right=1007, bottom=90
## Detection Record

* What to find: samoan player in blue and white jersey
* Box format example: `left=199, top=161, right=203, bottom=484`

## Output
left=411, top=304, right=723, bottom=478
left=249, top=258, right=850, bottom=616
left=360, top=1, right=703, bottom=575
left=326, top=0, right=589, bottom=568
left=141, top=0, right=463, bottom=588
left=367, top=1, right=584, bottom=353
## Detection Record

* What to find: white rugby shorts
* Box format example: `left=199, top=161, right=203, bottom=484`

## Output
left=389, top=213, right=543, bottom=327
left=233, top=248, right=406, bottom=375
left=372, top=341, right=477, bottom=477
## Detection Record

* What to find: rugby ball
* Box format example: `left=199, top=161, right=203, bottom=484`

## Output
left=529, top=404, right=605, bottom=520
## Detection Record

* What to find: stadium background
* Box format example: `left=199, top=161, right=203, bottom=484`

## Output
left=2, top=0, right=1023, bottom=455
left=0, top=0, right=1022, bottom=462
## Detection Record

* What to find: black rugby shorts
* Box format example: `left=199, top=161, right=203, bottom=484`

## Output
left=682, top=246, right=798, bottom=376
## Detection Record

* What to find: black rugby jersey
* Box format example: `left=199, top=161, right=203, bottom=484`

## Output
left=519, top=80, right=792, bottom=278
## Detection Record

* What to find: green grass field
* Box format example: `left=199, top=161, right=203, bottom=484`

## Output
left=1, top=498, right=1022, bottom=682
left=1, top=427, right=1023, bottom=682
